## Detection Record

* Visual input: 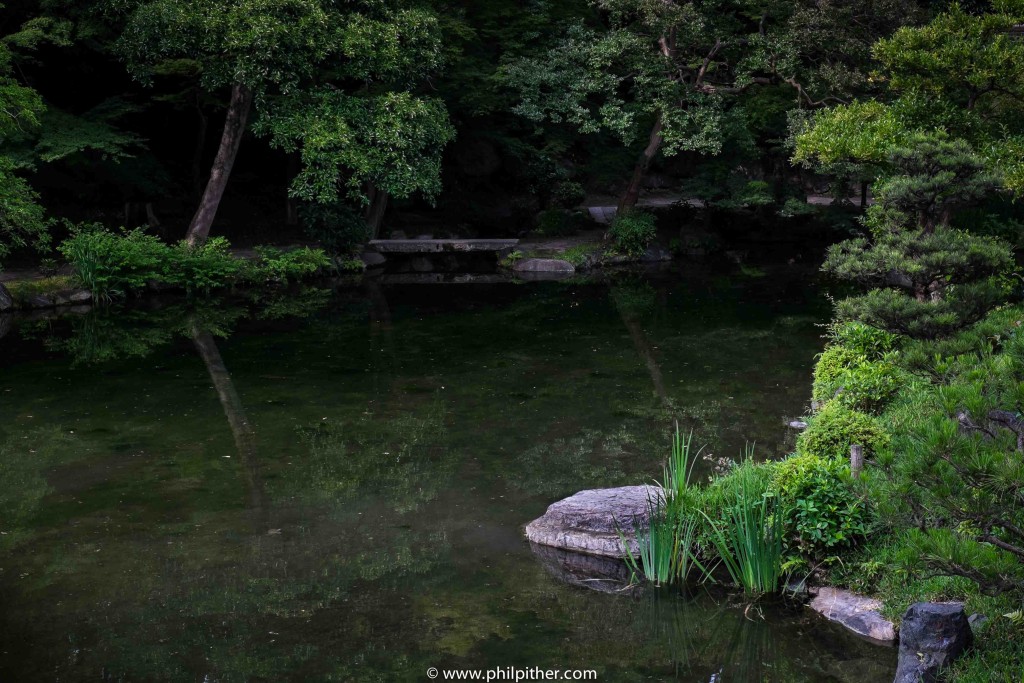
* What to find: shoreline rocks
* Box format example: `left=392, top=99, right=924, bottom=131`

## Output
left=524, top=485, right=662, bottom=558
left=808, top=587, right=897, bottom=643
left=894, top=602, right=972, bottom=683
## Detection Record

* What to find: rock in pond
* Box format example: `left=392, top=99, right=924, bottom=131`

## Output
left=512, top=258, right=575, bottom=274
left=361, top=251, right=387, bottom=267
left=525, top=485, right=663, bottom=558
left=808, top=587, right=896, bottom=643
left=0, top=283, right=12, bottom=311
left=894, top=602, right=972, bottom=683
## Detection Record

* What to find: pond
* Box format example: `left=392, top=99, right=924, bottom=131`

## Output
left=0, top=266, right=896, bottom=681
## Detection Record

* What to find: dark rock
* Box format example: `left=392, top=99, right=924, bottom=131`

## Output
left=513, top=258, right=575, bottom=274
left=69, top=289, right=92, bottom=303
left=967, top=613, right=988, bottom=631
left=360, top=251, right=387, bottom=267
left=894, top=602, right=972, bottom=683
left=640, top=245, right=672, bottom=262
left=0, top=314, right=11, bottom=339
left=809, top=587, right=896, bottom=643
left=27, top=294, right=55, bottom=309
left=525, top=484, right=663, bottom=558
left=0, top=282, right=12, bottom=311
left=415, top=234, right=434, bottom=240
left=389, top=230, right=407, bottom=239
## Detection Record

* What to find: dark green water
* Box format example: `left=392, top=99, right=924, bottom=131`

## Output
left=0, top=269, right=896, bottom=682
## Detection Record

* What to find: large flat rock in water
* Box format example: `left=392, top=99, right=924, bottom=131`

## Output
left=525, top=485, right=662, bottom=558
left=809, top=587, right=896, bottom=643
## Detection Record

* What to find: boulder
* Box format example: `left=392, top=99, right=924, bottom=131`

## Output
left=0, top=282, right=12, bottom=311
left=0, top=314, right=11, bottom=339
left=360, top=251, right=387, bottom=267
left=69, top=289, right=93, bottom=303
left=640, top=245, right=672, bottom=262
left=808, top=587, right=896, bottom=643
left=512, top=258, right=575, bottom=274
left=525, top=485, right=663, bottom=558
left=26, top=294, right=55, bottom=309
left=787, top=420, right=809, bottom=430
left=894, top=603, right=972, bottom=683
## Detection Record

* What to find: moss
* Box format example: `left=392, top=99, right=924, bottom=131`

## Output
left=5, top=275, right=77, bottom=304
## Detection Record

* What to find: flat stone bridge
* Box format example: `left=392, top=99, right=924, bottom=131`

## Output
left=368, top=239, right=518, bottom=254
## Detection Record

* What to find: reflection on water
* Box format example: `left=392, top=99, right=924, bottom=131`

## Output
left=0, top=270, right=895, bottom=681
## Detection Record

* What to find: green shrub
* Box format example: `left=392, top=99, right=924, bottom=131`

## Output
left=551, top=180, right=586, bottom=208
left=60, top=224, right=169, bottom=299
left=609, top=210, right=656, bottom=257
left=833, top=359, right=903, bottom=414
left=798, top=402, right=890, bottom=460
left=535, top=209, right=578, bottom=237
left=164, top=237, right=242, bottom=295
left=828, top=322, right=900, bottom=359
left=298, top=201, right=370, bottom=255
left=246, top=247, right=331, bottom=283
left=812, top=345, right=865, bottom=403
left=772, top=452, right=871, bottom=557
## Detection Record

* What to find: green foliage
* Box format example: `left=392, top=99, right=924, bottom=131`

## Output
left=771, top=452, right=871, bottom=557
left=245, top=246, right=330, bottom=284
left=560, top=244, right=600, bottom=268
left=164, top=238, right=242, bottom=295
left=608, top=211, right=656, bottom=257
left=798, top=401, right=890, bottom=461
left=60, top=225, right=170, bottom=299
left=827, top=322, right=900, bottom=359
left=814, top=352, right=904, bottom=415
left=700, top=457, right=785, bottom=596
left=0, top=157, right=49, bottom=264
left=298, top=201, right=369, bottom=256
left=534, top=210, right=579, bottom=237
left=59, top=225, right=327, bottom=299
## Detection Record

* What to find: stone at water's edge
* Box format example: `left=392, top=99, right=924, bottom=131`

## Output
left=524, top=485, right=663, bottom=558
left=808, top=587, right=897, bottom=643
left=529, top=542, right=639, bottom=595
left=0, top=282, right=12, bottom=311
left=512, top=258, right=575, bottom=274
left=894, top=603, right=972, bottom=683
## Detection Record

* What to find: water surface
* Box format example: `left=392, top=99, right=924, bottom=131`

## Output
left=0, top=268, right=895, bottom=681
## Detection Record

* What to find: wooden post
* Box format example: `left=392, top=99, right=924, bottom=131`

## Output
left=850, top=444, right=864, bottom=479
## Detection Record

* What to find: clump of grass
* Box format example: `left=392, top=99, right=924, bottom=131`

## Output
left=701, top=453, right=784, bottom=596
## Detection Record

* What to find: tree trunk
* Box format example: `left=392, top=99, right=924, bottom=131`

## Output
left=186, top=83, right=253, bottom=247
left=617, top=115, right=664, bottom=214
left=365, top=183, right=390, bottom=239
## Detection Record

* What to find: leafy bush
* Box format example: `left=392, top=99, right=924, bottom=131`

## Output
left=812, top=345, right=865, bottom=403
left=535, top=209, right=578, bottom=237
left=60, top=224, right=169, bottom=299
left=772, top=452, right=871, bottom=557
left=798, top=402, right=890, bottom=460
left=164, top=237, right=242, bottom=295
left=551, top=180, right=586, bottom=208
left=828, top=322, right=900, bottom=359
left=298, top=201, right=370, bottom=255
left=609, top=210, right=656, bottom=257
left=246, top=247, right=331, bottom=283
left=831, top=359, right=904, bottom=414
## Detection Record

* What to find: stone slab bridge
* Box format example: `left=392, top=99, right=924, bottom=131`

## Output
left=368, top=239, right=518, bottom=254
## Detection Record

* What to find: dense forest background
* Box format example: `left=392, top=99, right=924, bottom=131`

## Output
left=3, top=0, right=1021, bottom=263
